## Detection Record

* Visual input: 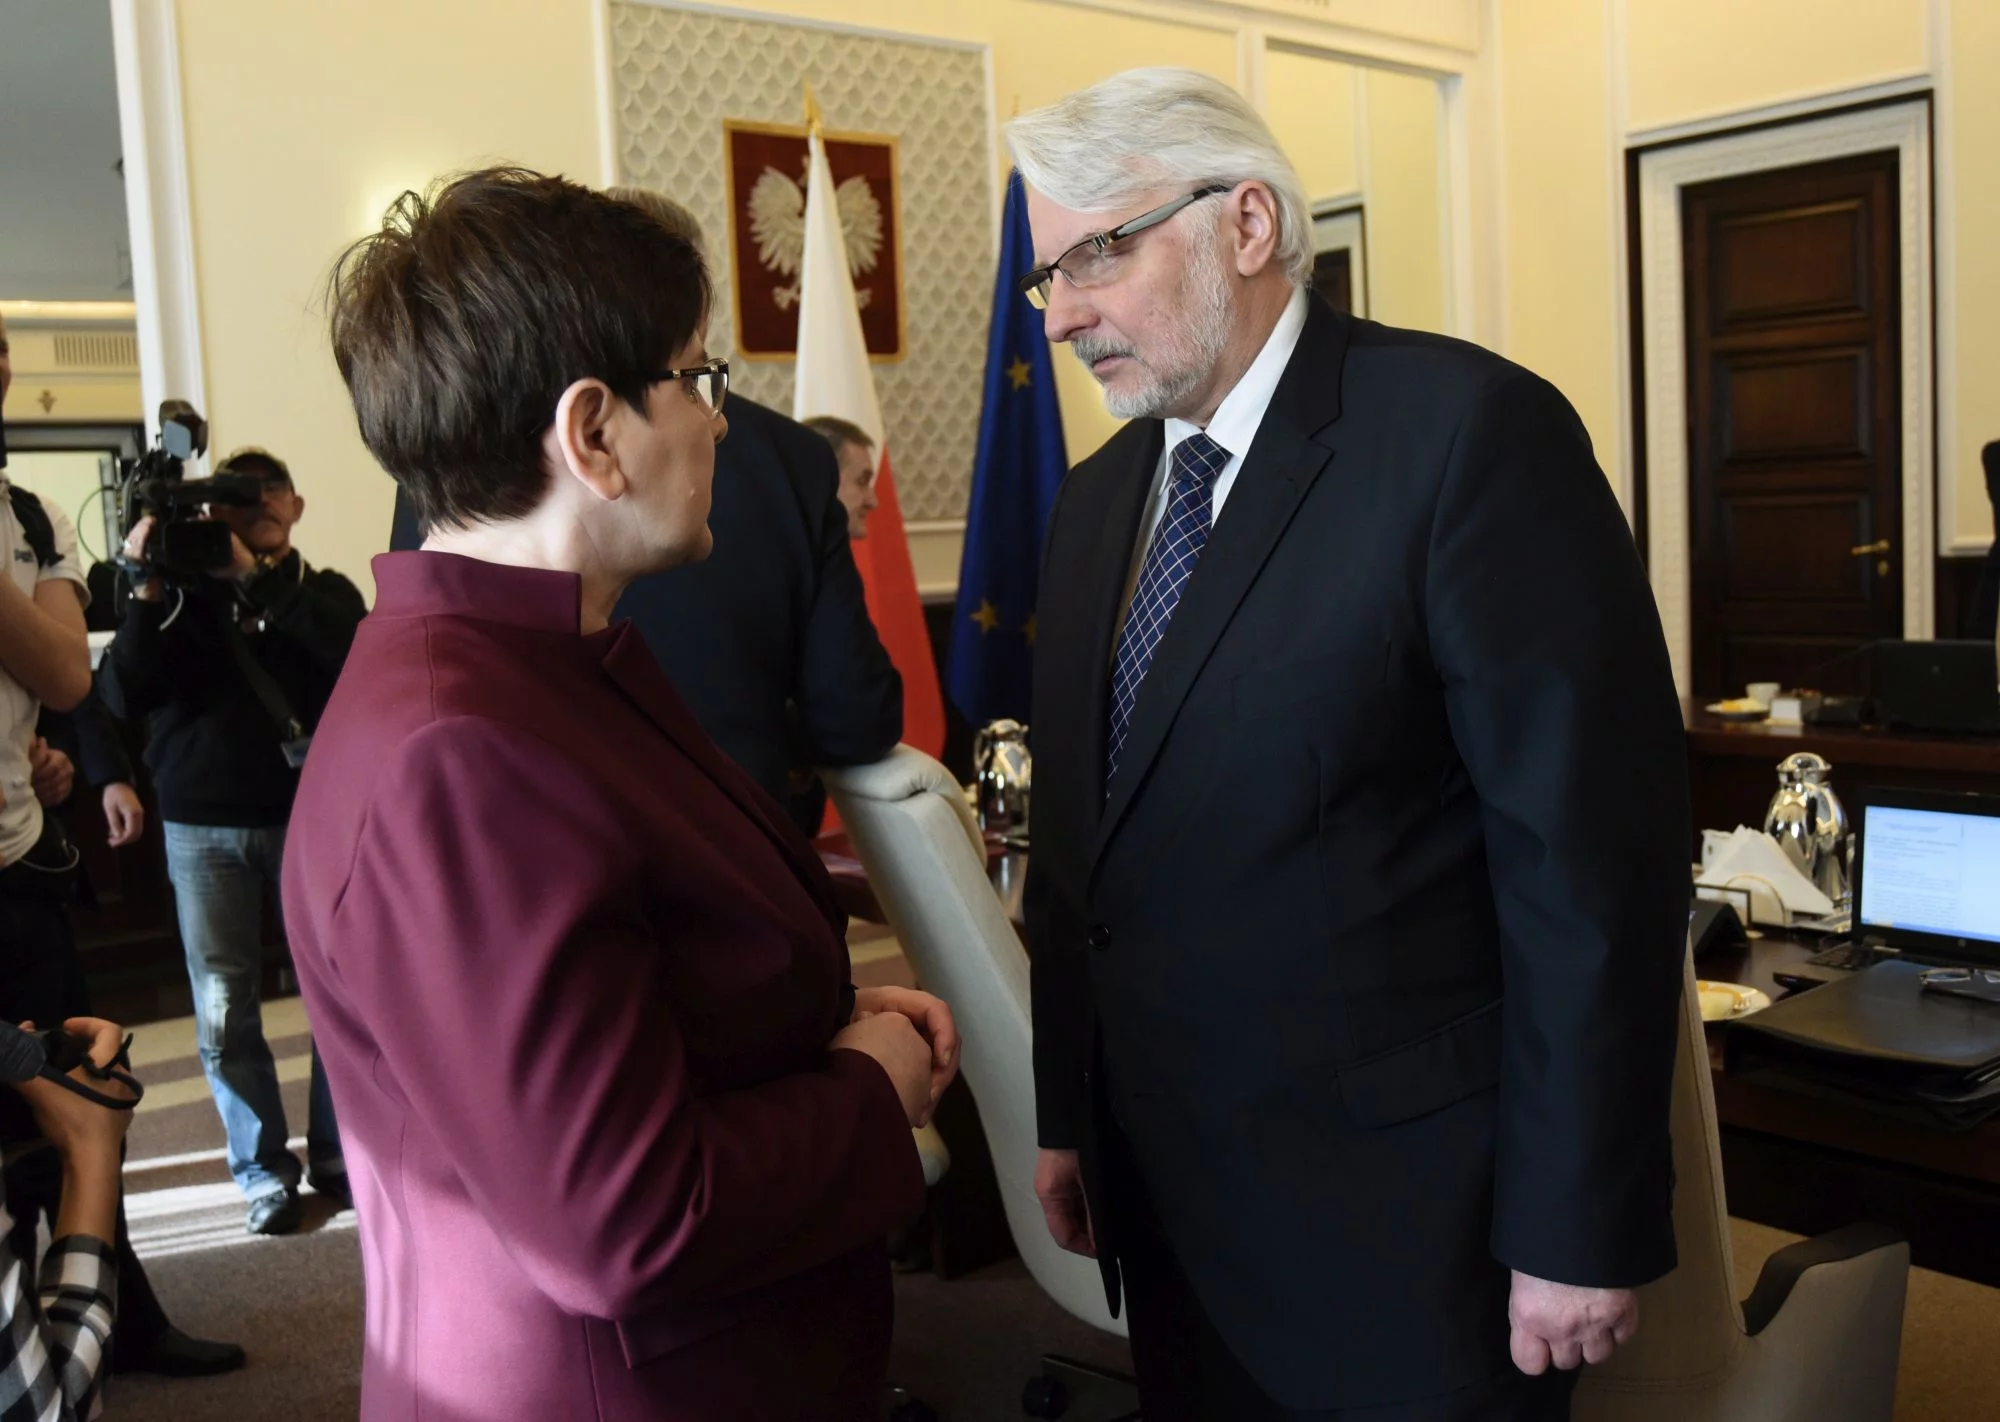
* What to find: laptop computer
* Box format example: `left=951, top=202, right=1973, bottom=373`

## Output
left=1773, top=786, right=2000, bottom=990
left=1871, top=640, right=2000, bottom=734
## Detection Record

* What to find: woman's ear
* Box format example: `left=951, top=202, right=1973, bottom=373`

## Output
left=548, top=378, right=629, bottom=504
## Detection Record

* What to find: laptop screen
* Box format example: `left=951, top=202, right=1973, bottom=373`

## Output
left=1857, top=799, right=2000, bottom=945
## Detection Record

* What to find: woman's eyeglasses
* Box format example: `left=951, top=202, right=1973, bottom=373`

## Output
left=653, top=357, right=729, bottom=415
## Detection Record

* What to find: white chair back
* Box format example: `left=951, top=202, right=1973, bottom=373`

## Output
left=823, top=748, right=1125, bottom=1336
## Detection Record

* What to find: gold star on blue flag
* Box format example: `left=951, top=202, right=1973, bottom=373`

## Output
left=948, top=170, right=1068, bottom=726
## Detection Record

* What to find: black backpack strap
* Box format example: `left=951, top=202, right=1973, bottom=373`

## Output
left=219, top=611, right=305, bottom=746
left=6, top=485, right=60, bottom=569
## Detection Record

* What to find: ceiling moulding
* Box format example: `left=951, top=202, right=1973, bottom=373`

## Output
left=1151, top=0, right=1477, bottom=55
left=0, top=300, right=138, bottom=326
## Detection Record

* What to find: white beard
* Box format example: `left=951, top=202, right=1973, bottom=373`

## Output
left=1083, top=234, right=1234, bottom=421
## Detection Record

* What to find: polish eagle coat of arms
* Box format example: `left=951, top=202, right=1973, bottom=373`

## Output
left=746, top=158, right=886, bottom=311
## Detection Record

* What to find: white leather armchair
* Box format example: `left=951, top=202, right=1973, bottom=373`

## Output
left=821, top=746, right=1125, bottom=1339
left=1573, top=953, right=1909, bottom=1422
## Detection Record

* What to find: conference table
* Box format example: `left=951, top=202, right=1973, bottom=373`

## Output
left=822, top=831, right=2000, bottom=1289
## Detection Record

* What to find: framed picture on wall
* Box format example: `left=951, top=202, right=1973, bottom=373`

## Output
left=722, top=119, right=907, bottom=361
left=1311, top=201, right=1368, bottom=318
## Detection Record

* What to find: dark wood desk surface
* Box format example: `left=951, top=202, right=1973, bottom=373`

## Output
left=1683, top=699, right=2000, bottom=860
left=1684, top=699, right=2000, bottom=775
left=1703, top=931, right=2000, bottom=1284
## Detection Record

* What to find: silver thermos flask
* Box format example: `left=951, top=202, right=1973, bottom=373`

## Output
left=1763, top=751, right=1851, bottom=911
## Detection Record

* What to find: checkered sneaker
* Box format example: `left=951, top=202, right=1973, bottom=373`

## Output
left=1105, top=431, right=1229, bottom=789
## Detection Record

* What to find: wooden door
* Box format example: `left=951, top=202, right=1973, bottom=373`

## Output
left=1683, top=150, right=1902, bottom=699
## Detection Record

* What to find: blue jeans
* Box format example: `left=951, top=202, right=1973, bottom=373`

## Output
left=163, top=821, right=342, bottom=1202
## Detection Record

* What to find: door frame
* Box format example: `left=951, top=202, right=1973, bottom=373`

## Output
left=1633, top=98, right=1934, bottom=698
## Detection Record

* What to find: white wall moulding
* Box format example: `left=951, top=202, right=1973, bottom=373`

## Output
left=1635, top=99, right=1936, bottom=698
left=1624, top=73, right=1933, bottom=151
left=109, top=0, right=205, bottom=451
left=905, top=519, right=968, bottom=599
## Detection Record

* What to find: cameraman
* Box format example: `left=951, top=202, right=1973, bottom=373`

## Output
left=99, top=446, right=364, bottom=1236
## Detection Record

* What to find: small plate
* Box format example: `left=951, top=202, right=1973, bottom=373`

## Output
left=1705, top=699, right=1771, bottom=722
left=1696, top=980, right=1772, bottom=1022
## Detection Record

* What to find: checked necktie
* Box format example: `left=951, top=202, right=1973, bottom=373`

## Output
left=1105, top=430, right=1229, bottom=789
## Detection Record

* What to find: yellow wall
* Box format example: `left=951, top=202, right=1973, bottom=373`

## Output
left=1495, top=0, right=1621, bottom=485
left=1361, top=67, right=1446, bottom=335
left=174, top=0, right=603, bottom=599
left=1497, top=0, right=1995, bottom=552
left=166, top=0, right=1989, bottom=602
left=1626, top=0, right=1927, bottom=133
left=1946, top=0, right=2000, bottom=551
left=1266, top=50, right=1362, bottom=201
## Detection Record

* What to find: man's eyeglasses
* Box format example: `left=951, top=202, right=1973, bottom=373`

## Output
left=653, top=357, right=729, bottom=415
left=1016, top=184, right=1231, bottom=311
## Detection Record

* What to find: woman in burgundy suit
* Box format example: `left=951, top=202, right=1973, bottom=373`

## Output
left=282, top=169, right=953, bottom=1421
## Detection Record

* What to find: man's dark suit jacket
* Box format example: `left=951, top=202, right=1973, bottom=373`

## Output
left=389, top=395, right=900, bottom=834
left=1025, top=296, right=1691, bottom=1411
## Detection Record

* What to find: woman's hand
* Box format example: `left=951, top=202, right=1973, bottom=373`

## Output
left=830, top=1011, right=934, bottom=1126
left=852, top=986, right=959, bottom=1118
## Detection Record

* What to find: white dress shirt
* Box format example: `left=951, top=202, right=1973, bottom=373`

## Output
left=1116, top=284, right=1311, bottom=632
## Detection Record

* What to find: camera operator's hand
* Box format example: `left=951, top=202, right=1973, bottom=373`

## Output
left=122, top=515, right=163, bottom=601
left=103, top=783, right=144, bottom=846
left=29, top=737, right=74, bottom=808
left=210, top=531, right=258, bottom=585
left=12, top=1018, right=138, bottom=1155
left=12, top=1017, right=136, bottom=1249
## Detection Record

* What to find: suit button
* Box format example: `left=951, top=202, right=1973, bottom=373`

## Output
left=1087, top=925, right=1112, bottom=950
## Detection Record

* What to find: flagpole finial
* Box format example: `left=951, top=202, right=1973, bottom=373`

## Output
left=803, top=80, right=824, bottom=137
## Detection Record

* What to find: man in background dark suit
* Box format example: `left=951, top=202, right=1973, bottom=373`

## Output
left=390, top=190, right=900, bottom=835
left=1012, top=70, right=1690, bottom=1420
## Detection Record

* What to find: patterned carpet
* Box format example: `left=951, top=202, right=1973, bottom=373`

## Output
left=99, top=988, right=2000, bottom=1421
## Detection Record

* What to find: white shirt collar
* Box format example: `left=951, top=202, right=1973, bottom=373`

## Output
left=1163, top=284, right=1310, bottom=462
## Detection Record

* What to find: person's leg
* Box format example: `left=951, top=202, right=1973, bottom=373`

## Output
left=1102, top=1127, right=1297, bottom=1422
left=162, top=822, right=299, bottom=1213
left=1335, top=1366, right=1577, bottom=1422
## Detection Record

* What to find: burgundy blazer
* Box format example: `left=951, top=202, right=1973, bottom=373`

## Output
left=282, top=552, right=923, bottom=1421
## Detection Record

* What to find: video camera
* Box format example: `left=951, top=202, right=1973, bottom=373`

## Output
left=115, top=400, right=265, bottom=583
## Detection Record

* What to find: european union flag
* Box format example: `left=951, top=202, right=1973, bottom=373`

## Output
left=948, top=171, right=1067, bottom=726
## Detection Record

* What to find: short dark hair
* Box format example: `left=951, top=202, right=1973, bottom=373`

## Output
left=604, top=186, right=705, bottom=257
left=328, top=167, right=711, bottom=534
left=802, top=415, right=875, bottom=460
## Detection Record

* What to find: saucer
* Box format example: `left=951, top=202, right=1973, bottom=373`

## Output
left=1696, top=981, right=1772, bottom=1022
left=1705, top=699, right=1770, bottom=723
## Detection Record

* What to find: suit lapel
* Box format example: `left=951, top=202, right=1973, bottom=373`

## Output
left=1092, top=298, right=1352, bottom=865
left=598, top=626, right=841, bottom=924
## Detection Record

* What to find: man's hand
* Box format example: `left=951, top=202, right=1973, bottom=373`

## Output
left=211, top=531, right=258, bottom=584
left=1508, top=1271, right=1638, bottom=1373
left=1035, top=1148, right=1096, bottom=1258
left=122, top=515, right=163, bottom=601
left=852, top=986, right=959, bottom=1118
left=29, top=738, right=73, bottom=808
left=102, top=783, right=144, bottom=846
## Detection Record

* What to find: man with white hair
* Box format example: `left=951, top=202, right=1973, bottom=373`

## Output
left=1014, top=69, right=1689, bottom=1419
